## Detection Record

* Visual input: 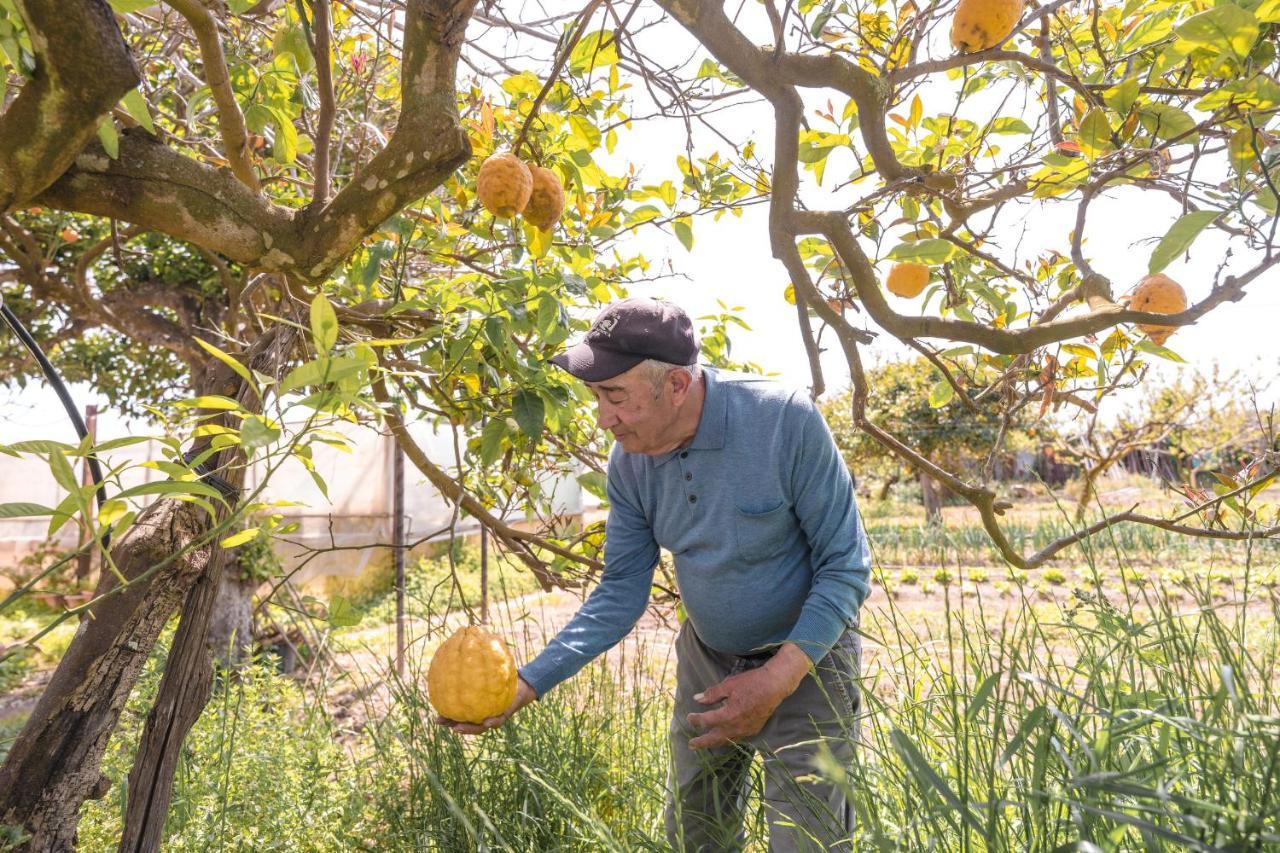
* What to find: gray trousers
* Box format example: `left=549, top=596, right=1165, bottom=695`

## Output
left=663, top=620, right=861, bottom=852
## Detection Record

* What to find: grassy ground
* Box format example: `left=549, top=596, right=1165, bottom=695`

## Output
left=4, top=472, right=1279, bottom=849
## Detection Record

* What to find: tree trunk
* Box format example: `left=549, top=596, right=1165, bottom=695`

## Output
left=0, top=499, right=210, bottom=851
left=877, top=473, right=900, bottom=501
left=1075, top=467, right=1102, bottom=522
left=206, top=554, right=256, bottom=666
left=117, top=547, right=226, bottom=852
left=920, top=471, right=944, bottom=523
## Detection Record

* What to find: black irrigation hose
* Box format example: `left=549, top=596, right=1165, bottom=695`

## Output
left=1, top=295, right=112, bottom=549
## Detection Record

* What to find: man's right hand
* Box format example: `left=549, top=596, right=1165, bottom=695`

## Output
left=433, top=675, right=538, bottom=735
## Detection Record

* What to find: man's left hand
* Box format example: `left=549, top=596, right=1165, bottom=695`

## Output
left=686, top=642, right=812, bottom=749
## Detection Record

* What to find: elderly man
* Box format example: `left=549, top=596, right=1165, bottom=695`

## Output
left=437, top=297, right=871, bottom=851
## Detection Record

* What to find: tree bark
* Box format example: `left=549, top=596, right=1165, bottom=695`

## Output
left=0, top=0, right=139, bottom=209
left=117, top=548, right=226, bottom=853
left=877, top=473, right=900, bottom=501
left=206, top=554, right=256, bottom=666
left=0, top=499, right=210, bottom=851
left=920, top=471, right=944, bottom=523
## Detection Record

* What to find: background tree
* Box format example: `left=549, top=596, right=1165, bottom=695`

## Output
left=822, top=357, right=1033, bottom=520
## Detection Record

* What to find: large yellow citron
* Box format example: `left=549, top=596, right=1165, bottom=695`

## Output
left=951, top=0, right=1025, bottom=53
left=1129, top=273, right=1187, bottom=346
left=886, top=262, right=931, bottom=299
left=427, top=626, right=518, bottom=724
left=523, top=164, right=565, bottom=230
left=476, top=153, right=532, bottom=218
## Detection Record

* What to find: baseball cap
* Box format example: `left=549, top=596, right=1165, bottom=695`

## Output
left=549, top=297, right=699, bottom=382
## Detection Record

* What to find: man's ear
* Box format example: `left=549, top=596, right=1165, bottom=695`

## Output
left=669, top=368, right=694, bottom=402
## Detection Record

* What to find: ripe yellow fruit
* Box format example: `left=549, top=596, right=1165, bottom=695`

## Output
left=1129, top=273, right=1187, bottom=346
left=886, top=262, right=931, bottom=299
left=427, top=626, right=518, bottom=724
left=951, top=0, right=1025, bottom=53
left=523, top=165, right=565, bottom=230
left=476, top=153, right=532, bottom=218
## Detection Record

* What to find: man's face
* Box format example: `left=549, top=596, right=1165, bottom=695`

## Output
left=585, top=365, right=681, bottom=455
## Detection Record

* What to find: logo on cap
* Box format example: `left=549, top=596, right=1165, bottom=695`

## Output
left=588, top=315, right=619, bottom=339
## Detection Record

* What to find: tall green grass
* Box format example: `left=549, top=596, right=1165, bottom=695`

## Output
left=867, top=517, right=1280, bottom=568
left=70, top=534, right=1280, bottom=850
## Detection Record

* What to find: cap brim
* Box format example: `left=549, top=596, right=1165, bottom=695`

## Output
left=548, top=342, right=645, bottom=382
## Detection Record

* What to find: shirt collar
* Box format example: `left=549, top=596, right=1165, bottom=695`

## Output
left=652, top=366, right=726, bottom=466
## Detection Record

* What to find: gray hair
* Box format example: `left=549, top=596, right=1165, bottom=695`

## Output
left=638, top=358, right=702, bottom=397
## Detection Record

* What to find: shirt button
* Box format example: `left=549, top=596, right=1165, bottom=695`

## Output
left=680, top=451, right=688, bottom=459
left=688, top=494, right=697, bottom=503
left=685, top=472, right=692, bottom=481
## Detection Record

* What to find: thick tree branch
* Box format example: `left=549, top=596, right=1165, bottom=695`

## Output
left=163, top=0, right=262, bottom=191
left=0, top=0, right=140, bottom=209
left=798, top=210, right=1268, bottom=354
left=310, top=0, right=336, bottom=203
left=296, top=0, right=475, bottom=278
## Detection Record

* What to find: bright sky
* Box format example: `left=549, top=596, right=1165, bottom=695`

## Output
left=3, top=3, right=1279, bottom=444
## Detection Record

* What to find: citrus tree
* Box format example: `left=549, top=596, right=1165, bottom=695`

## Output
left=653, top=0, right=1280, bottom=563
left=0, top=1, right=736, bottom=846
left=0, top=0, right=1277, bottom=848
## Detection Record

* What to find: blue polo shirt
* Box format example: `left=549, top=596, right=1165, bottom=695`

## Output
left=518, top=367, right=871, bottom=698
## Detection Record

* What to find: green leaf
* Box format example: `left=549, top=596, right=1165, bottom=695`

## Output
left=890, top=729, right=984, bottom=834
left=525, top=220, right=553, bottom=258
left=280, top=354, right=365, bottom=394
left=108, top=0, right=155, bottom=12
left=239, top=416, right=281, bottom=450
left=174, top=395, right=242, bottom=411
left=1196, top=74, right=1280, bottom=112
left=97, top=118, right=119, bottom=159
left=220, top=527, right=262, bottom=549
left=1137, top=103, right=1197, bottom=143
left=0, top=502, right=55, bottom=518
left=511, top=391, right=545, bottom=443
left=1148, top=210, right=1217, bottom=274
left=97, top=499, right=128, bottom=526
left=309, top=469, right=330, bottom=500
left=1103, top=77, right=1140, bottom=116
left=568, top=30, right=620, bottom=74
left=194, top=338, right=259, bottom=397
left=49, top=449, right=78, bottom=492
left=887, top=239, right=955, bottom=264
left=310, top=293, right=339, bottom=354
left=567, top=115, right=601, bottom=150
left=273, top=24, right=314, bottom=73
left=47, top=493, right=79, bottom=537
left=576, top=471, right=608, bottom=501
left=966, top=671, right=1002, bottom=720
left=114, top=480, right=226, bottom=502
left=1078, top=109, right=1113, bottom=159
left=270, top=110, right=298, bottom=164
left=1, top=440, right=76, bottom=455
left=1176, top=5, right=1259, bottom=64
left=928, top=378, right=954, bottom=409
left=121, top=88, right=154, bottom=133
left=479, top=417, right=508, bottom=466
left=92, top=436, right=154, bottom=453
left=673, top=217, right=694, bottom=252
left=327, top=593, right=362, bottom=628
left=1134, top=340, right=1186, bottom=363
left=989, top=117, right=1031, bottom=135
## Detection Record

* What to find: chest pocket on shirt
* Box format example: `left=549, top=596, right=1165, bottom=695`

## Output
left=733, top=500, right=792, bottom=563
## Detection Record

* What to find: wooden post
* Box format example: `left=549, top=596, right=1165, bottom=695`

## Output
left=75, top=404, right=97, bottom=585
left=478, top=415, right=489, bottom=624
left=394, top=437, right=406, bottom=678
left=480, top=523, right=489, bottom=624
